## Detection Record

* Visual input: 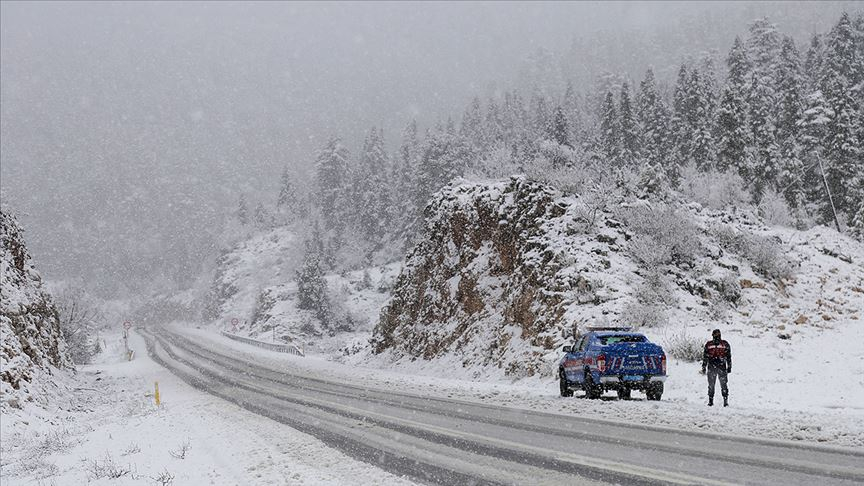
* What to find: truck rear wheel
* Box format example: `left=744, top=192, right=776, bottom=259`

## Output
left=559, top=369, right=573, bottom=397
left=646, top=382, right=664, bottom=401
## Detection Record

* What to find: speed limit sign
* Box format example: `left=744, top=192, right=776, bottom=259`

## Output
left=123, top=321, right=132, bottom=330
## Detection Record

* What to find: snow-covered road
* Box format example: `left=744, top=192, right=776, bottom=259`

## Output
left=0, top=332, right=416, bottom=486
left=142, top=325, right=864, bottom=486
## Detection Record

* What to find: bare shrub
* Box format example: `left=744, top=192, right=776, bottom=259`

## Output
left=13, top=450, right=59, bottom=478
left=36, top=428, right=78, bottom=455
left=169, top=440, right=190, bottom=460
left=121, top=442, right=141, bottom=456
left=86, top=453, right=130, bottom=480
left=664, top=331, right=703, bottom=362
left=152, top=469, right=175, bottom=486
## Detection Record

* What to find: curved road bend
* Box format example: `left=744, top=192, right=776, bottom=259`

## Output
left=138, top=326, right=864, bottom=486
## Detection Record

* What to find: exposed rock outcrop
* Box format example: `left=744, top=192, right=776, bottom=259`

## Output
left=1, top=209, right=70, bottom=408
left=373, top=177, right=591, bottom=376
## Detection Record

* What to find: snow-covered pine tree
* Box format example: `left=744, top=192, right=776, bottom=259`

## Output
left=746, top=18, right=782, bottom=86
left=484, top=97, right=505, bottom=146
left=671, top=64, right=692, bottom=172
left=295, top=222, right=332, bottom=329
left=747, top=70, right=780, bottom=199
left=776, top=36, right=805, bottom=142
left=236, top=194, right=249, bottom=226
left=315, top=136, right=350, bottom=230
left=690, top=59, right=719, bottom=171
left=797, top=89, right=833, bottom=211
left=392, top=119, right=420, bottom=243
left=742, top=17, right=784, bottom=199
left=532, top=94, right=552, bottom=140
left=598, top=90, right=621, bottom=167
left=460, top=96, right=485, bottom=148
left=354, top=127, right=394, bottom=244
left=502, top=91, right=533, bottom=160
left=804, top=34, right=826, bottom=92
left=253, top=201, right=273, bottom=230
left=806, top=12, right=863, bottom=226
left=775, top=36, right=807, bottom=207
left=618, top=81, right=640, bottom=167
left=716, top=38, right=752, bottom=175
left=413, top=125, right=470, bottom=221
left=637, top=68, right=672, bottom=176
left=562, top=82, right=585, bottom=146
left=547, top=105, right=571, bottom=169
left=275, top=166, right=299, bottom=223
left=551, top=105, right=570, bottom=148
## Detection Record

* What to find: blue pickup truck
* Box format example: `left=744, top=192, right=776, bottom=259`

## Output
left=558, top=327, right=666, bottom=400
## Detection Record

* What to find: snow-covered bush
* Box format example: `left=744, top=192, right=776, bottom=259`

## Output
left=758, top=189, right=794, bottom=227
left=708, top=271, right=742, bottom=304
left=664, top=330, right=703, bottom=362
left=623, top=204, right=700, bottom=267
left=621, top=271, right=674, bottom=328
left=713, top=224, right=794, bottom=279
left=680, top=164, right=751, bottom=210
left=621, top=301, right=668, bottom=328
left=54, top=286, right=105, bottom=365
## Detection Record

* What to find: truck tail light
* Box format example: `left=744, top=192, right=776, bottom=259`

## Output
left=597, top=354, right=606, bottom=372
left=661, top=354, right=667, bottom=374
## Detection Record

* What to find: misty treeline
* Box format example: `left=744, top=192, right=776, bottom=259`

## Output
left=222, top=13, right=862, bottom=331
left=254, top=13, right=860, bottom=252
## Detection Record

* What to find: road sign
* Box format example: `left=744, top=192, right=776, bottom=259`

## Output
left=123, top=321, right=132, bottom=330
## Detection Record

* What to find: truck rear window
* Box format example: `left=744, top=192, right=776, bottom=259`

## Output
left=598, top=335, right=646, bottom=345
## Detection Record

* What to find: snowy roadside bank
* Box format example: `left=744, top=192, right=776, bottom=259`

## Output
left=0, top=332, right=415, bottom=486
left=179, top=325, right=864, bottom=449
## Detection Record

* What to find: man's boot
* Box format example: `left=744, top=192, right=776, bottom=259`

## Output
left=723, top=395, right=728, bottom=407
left=708, top=396, right=713, bottom=406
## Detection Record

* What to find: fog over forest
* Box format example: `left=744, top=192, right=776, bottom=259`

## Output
left=0, top=1, right=856, bottom=297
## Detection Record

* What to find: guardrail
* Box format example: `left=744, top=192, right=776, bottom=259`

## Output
left=220, top=331, right=305, bottom=357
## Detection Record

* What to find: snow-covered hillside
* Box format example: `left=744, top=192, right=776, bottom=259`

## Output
left=0, top=209, right=70, bottom=409
left=369, top=177, right=864, bottom=382
left=203, top=226, right=400, bottom=353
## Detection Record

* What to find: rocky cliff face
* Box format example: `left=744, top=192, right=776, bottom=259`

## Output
left=371, top=177, right=864, bottom=378
left=372, top=177, right=589, bottom=376
left=1, top=209, right=70, bottom=408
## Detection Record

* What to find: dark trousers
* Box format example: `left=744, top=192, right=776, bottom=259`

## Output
left=707, top=366, right=728, bottom=398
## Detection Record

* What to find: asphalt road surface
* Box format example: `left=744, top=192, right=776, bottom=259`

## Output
left=139, top=326, right=864, bottom=485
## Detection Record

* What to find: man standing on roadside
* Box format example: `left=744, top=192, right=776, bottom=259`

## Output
left=701, top=329, right=732, bottom=407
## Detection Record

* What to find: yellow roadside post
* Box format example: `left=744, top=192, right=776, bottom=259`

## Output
left=155, top=381, right=161, bottom=406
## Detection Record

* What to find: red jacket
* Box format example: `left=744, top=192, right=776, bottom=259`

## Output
left=702, top=339, right=731, bottom=370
